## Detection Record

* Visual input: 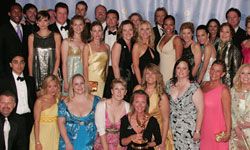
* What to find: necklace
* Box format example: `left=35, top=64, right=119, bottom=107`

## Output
left=136, top=114, right=148, bottom=130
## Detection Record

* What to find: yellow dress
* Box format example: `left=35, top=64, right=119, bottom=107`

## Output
left=149, top=91, right=174, bottom=150
left=88, top=44, right=108, bottom=97
left=29, top=102, right=59, bottom=150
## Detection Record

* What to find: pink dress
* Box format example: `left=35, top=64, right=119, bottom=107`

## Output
left=94, top=109, right=126, bottom=150
left=242, top=44, right=250, bottom=64
left=200, top=84, right=229, bottom=150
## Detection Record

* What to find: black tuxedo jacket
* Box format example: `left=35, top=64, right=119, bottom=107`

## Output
left=0, top=74, right=36, bottom=114
left=48, top=19, right=70, bottom=40
left=0, top=22, right=29, bottom=76
left=0, top=113, right=28, bottom=150
left=233, top=26, right=247, bottom=50
left=153, top=26, right=162, bottom=48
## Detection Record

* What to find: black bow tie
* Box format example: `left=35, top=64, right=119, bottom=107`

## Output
left=17, top=76, right=25, bottom=82
left=60, top=26, right=67, bottom=31
left=108, top=31, right=117, bottom=35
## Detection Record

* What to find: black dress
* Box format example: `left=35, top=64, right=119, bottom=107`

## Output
left=134, top=47, right=160, bottom=85
left=182, top=45, right=194, bottom=68
left=120, top=115, right=162, bottom=150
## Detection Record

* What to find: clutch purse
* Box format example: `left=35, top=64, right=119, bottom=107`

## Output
left=88, top=81, right=98, bottom=92
left=215, top=131, right=226, bottom=142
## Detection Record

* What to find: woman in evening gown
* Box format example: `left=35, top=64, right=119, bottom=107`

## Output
left=241, top=16, right=250, bottom=64
left=94, top=78, right=130, bottom=150
left=132, top=20, right=160, bottom=85
left=230, top=64, right=250, bottom=149
left=200, top=60, right=231, bottom=150
left=134, top=63, right=174, bottom=150
left=29, top=75, right=60, bottom=150
left=28, top=10, right=61, bottom=91
left=83, top=21, right=109, bottom=97
left=165, top=58, right=204, bottom=150
left=58, top=74, right=100, bottom=150
left=157, top=15, right=183, bottom=84
left=61, top=15, right=85, bottom=95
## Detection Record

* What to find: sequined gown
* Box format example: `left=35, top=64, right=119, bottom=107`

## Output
left=32, top=32, right=56, bottom=90
left=58, top=96, right=100, bottom=150
left=230, top=88, right=250, bottom=150
left=87, top=44, right=108, bottom=97
left=29, top=101, right=59, bottom=150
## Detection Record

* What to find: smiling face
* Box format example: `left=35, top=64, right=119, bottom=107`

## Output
left=220, top=25, right=232, bottom=42
left=239, top=66, right=250, bottom=86
left=106, top=13, right=118, bottom=29
left=155, top=10, right=166, bottom=26
left=111, top=83, right=127, bottom=101
left=91, top=24, right=103, bottom=40
left=133, top=94, right=148, bottom=113
left=208, top=21, right=219, bottom=36
left=175, top=61, right=190, bottom=79
left=25, top=8, right=37, bottom=24
left=246, top=22, right=250, bottom=36
left=0, top=95, right=16, bottom=117
left=163, top=18, right=175, bottom=35
left=144, top=69, right=157, bottom=85
left=209, top=63, right=225, bottom=81
left=227, top=11, right=240, bottom=28
left=72, top=76, right=85, bottom=95
left=37, top=17, right=50, bottom=30
left=95, top=5, right=106, bottom=23
left=130, top=15, right=141, bottom=29
left=71, top=19, right=85, bottom=34
left=9, top=5, right=22, bottom=24
left=75, top=3, right=87, bottom=17
left=196, top=29, right=209, bottom=45
left=46, top=80, right=59, bottom=97
left=139, top=23, right=151, bottom=39
left=181, top=28, right=193, bottom=43
left=122, top=23, right=134, bottom=41
left=9, top=56, right=25, bottom=75
left=55, top=7, right=68, bottom=25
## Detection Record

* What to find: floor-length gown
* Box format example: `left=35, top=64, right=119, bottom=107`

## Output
left=32, top=32, right=56, bottom=90
left=87, top=44, right=108, bottom=97
left=58, top=96, right=100, bottom=150
left=230, top=87, right=250, bottom=150
left=200, top=84, right=228, bottom=150
left=166, top=81, right=200, bottom=150
left=148, top=91, right=174, bottom=150
left=29, top=101, right=59, bottom=150
left=242, top=44, right=250, bottom=64
left=157, top=35, right=177, bottom=83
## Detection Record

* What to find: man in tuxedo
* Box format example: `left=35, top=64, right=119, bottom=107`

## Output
left=226, top=7, right=247, bottom=50
left=103, top=9, right=119, bottom=98
left=0, top=90, right=28, bottom=150
left=22, top=3, right=38, bottom=35
left=0, top=3, right=29, bottom=76
left=0, top=53, right=36, bottom=146
left=153, top=7, right=168, bottom=47
left=49, top=2, right=70, bottom=40
left=95, top=4, right=107, bottom=29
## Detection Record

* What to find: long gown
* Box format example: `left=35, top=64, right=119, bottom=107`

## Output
left=157, top=35, right=177, bottom=83
left=242, top=44, right=250, bottom=64
left=58, top=96, right=100, bottom=150
left=182, top=45, right=194, bottom=68
left=32, top=32, right=56, bottom=90
left=88, top=44, right=108, bottom=97
left=29, top=101, right=59, bottom=150
left=148, top=91, right=174, bottom=150
left=166, top=81, right=200, bottom=150
left=230, top=87, right=250, bottom=150
left=62, top=44, right=83, bottom=95
left=200, top=84, right=228, bottom=150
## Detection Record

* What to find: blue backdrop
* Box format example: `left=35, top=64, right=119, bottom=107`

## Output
left=17, top=0, right=250, bottom=31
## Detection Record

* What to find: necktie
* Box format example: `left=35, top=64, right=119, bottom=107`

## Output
left=60, top=26, right=67, bottom=31
left=108, top=30, right=117, bottom=35
left=4, top=117, right=10, bottom=150
left=16, top=25, right=23, bottom=42
left=17, top=76, right=25, bottom=82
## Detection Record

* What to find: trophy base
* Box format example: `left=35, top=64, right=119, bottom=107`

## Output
left=131, top=141, right=148, bottom=150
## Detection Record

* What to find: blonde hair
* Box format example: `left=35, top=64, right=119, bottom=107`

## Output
left=68, top=74, right=89, bottom=100
left=141, top=63, right=165, bottom=99
left=137, top=20, right=155, bottom=48
left=233, top=64, right=250, bottom=92
left=39, top=75, right=61, bottom=99
left=180, top=22, right=195, bottom=34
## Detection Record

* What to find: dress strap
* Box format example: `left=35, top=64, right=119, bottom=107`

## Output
left=88, top=44, right=93, bottom=55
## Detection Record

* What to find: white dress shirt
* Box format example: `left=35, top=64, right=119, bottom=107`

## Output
left=12, top=72, right=31, bottom=114
left=104, top=29, right=117, bottom=66
left=157, top=24, right=164, bottom=36
left=56, top=22, right=68, bottom=39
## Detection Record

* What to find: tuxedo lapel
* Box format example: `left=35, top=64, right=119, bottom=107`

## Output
left=10, top=75, right=18, bottom=102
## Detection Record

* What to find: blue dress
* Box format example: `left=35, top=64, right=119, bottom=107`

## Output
left=58, top=96, right=100, bottom=150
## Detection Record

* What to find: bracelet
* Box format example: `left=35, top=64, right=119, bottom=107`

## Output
left=36, top=142, right=41, bottom=145
left=195, top=130, right=200, bottom=134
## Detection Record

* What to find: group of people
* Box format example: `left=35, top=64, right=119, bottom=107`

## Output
left=0, top=1, right=250, bottom=150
